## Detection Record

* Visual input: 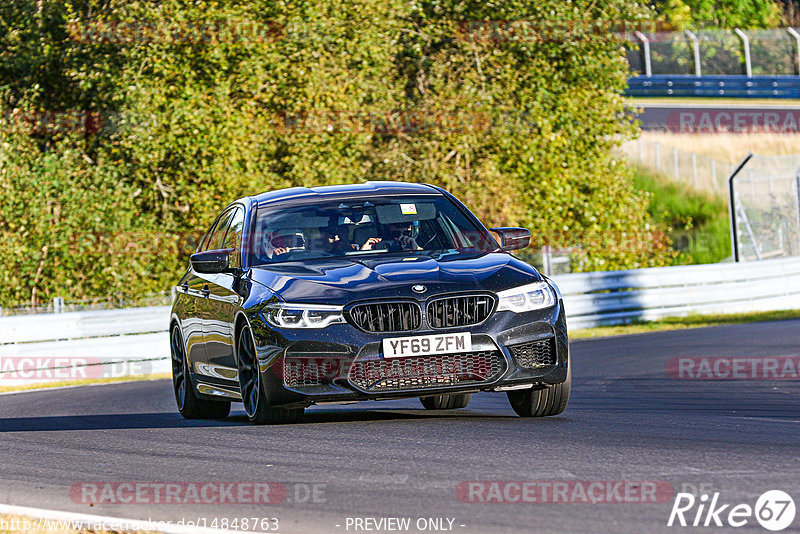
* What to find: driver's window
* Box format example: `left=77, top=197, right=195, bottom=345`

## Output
left=223, top=207, right=245, bottom=268
left=204, top=209, right=235, bottom=252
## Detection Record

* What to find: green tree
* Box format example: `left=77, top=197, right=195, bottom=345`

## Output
left=654, top=0, right=782, bottom=29
left=1, top=0, right=675, bottom=307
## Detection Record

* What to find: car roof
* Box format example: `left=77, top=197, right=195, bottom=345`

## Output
left=253, top=181, right=441, bottom=207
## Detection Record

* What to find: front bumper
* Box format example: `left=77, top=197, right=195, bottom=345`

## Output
left=249, top=299, right=569, bottom=407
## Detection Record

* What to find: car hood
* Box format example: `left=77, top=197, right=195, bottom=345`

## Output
left=249, top=251, right=542, bottom=304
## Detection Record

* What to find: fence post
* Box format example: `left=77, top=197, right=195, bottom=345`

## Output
left=711, top=158, right=717, bottom=187
left=684, top=30, right=702, bottom=77
left=655, top=142, right=661, bottom=170
left=787, top=28, right=800, bottom=75
left=53, top=296, right=65, bottom=313
left=691, top=152, right=698, bottom=187
left=734, top=29, right=752, bottom=77
left=673, top=147, right=679, bottom=179
left=728, top=153, right=754, bottom=262
left=634, top=31, right=652, bottom=77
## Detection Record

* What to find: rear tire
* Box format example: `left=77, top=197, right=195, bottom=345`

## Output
left=237, top=324, right=304, bottom=425
left=170, top=326, right=231, bottom=420
left=420, top=393, right=472, bottom=410
left=506, top=361, right=571, bottom=417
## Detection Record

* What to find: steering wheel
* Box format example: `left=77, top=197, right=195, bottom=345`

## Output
left=373, top=239, right=393, bottom=251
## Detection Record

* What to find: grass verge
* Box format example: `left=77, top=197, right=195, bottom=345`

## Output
left=632, top=163, right=730, bottom=264
left=0, top=373, right=171, bottom=394
left=571, top=309, right=800, bottom=339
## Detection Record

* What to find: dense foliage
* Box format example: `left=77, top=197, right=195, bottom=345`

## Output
left=0, top=0, right=675, bottom=307
left=653, top=0, right=783, bottom=29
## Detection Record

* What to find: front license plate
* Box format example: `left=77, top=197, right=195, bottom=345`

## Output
left=382, top=332, right=472, bottom=358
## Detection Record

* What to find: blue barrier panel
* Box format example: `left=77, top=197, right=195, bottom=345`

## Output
left=626, top=75, right=800, bottom=98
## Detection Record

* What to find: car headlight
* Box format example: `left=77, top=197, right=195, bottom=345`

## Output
left=263, top=303, right=346, bottom=328
left=496, top=281, right=556, bottom=313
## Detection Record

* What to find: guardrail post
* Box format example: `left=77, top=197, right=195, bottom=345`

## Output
left=684, top=30, right=702, bottom=77
left=542, top=245, right=552, bottom=277
left=795, top=169, right=800, bottom=255
left=634, top=31, right=652, bottom=77
left=734, top=29, right=752, bottom=77
left=691, top=152, right=698, bottom=187
left=787, top=28, right=800, bottom=75
left=728, top=153, right=754, bottom=262
left=52, top=296, right=65, bottom=313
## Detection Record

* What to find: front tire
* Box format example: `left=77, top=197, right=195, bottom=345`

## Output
left=170, top=326, right=231, bottom=420
left=237, top=324, right=303, bottom=425
left=420, top=393, right=472, bottom=410
left=507, top=361, right=571, bottom=417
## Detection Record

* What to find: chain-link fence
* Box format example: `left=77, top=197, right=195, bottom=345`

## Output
left=730, top=154, right=800, bottom=261
left=624, top=28, right=800, bottom=76
left=621, top=137, right=735, bottom=193
left=0, top=291, right=173, bottom=316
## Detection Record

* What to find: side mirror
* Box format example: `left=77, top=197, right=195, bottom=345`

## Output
left=490, top=227, right=531, bottom=251
left=190, top=248, right=235, bottom=274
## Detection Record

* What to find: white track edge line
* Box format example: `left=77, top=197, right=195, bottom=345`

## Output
left=0, top=376, right=170, bottom=396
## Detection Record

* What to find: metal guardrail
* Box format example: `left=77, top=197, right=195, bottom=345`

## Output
left=0, top=306, right=171, bottom=344
left=626, top=75, right=800, bottom=98
left=2, top=256, right=799, bottom=384
left=552, top=256, right=800, bottom=329
left=0, top=307, right=171, bottom=386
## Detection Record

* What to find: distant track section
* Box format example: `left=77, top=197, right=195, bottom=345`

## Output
left=633, top=101, right=800, bottom=132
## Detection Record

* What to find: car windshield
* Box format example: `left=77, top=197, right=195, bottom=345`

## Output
left=251, top=195, right=498, bottom=264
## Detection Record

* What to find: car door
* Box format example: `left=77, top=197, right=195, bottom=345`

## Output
left=178, top=214, right=224, bottom=374
left=199, top=206, right=245, bottom=380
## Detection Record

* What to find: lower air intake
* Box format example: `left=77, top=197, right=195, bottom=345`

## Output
left=508, top=338, right=557, bottom=368
left=348, top=351, right=505, bottom=392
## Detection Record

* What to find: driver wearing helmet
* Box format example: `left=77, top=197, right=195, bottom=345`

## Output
left=263, top=229, right=304, bottom=260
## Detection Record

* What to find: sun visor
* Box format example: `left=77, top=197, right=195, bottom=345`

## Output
left=271, top=214, right=332, bottom=229
left=375, top=203, right=436, bottom=224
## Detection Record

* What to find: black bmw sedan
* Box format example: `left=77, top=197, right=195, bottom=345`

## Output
left=170, top=181, right=570, bottom=424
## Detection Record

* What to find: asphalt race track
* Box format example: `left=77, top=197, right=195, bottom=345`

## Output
left=1, top=319, right=799, bottom=534
left=633, top=101, right=800, bottom=132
